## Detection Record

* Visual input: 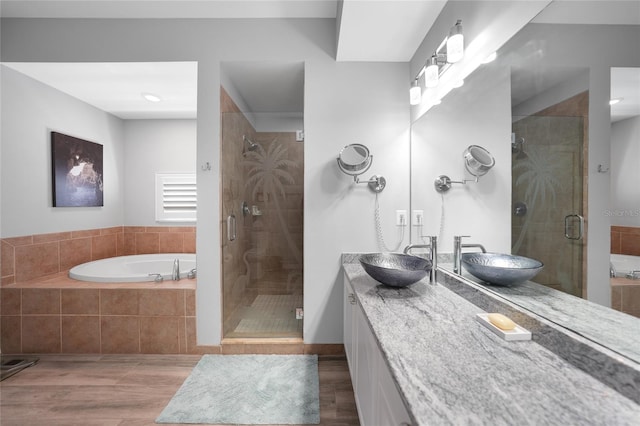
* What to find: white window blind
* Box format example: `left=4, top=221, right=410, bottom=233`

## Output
left=155, top=173, right=197, bottom=222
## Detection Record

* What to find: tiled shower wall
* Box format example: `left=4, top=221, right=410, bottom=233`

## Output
left=1, top=226, right=196, bottom=285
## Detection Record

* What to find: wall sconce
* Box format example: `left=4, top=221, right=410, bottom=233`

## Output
left=409, top=79, right=422, bottom=105
left=409, top=20, right=465, bottom=103
left=434, top=145, right=495, bottom=193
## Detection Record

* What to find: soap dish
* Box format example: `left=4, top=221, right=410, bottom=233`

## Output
left=475, top=313, right=532, bottom=341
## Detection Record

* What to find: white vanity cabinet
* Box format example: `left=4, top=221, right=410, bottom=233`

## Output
left=344, top=276, right=413, bottom=426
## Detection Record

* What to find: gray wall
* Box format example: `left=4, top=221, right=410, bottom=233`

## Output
left=0, top=18, right=410, bottom=345
left=1, top=65, right=125, bottom=237
left=611, top=116, right=640, bottom=227
left=123, top=119, right=197, bottom=226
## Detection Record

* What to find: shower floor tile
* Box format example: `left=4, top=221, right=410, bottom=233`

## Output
left=227, top=294, right=303, bottom=338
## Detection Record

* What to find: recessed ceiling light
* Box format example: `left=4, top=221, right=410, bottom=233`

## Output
left=609, top=97, right=623, bottom=105
left=142, top=92, right=162, bottom=103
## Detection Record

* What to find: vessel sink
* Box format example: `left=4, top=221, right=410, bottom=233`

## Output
left=461, top=252, right=543, bottom=286
left=359, top=253, right=432, bottom=287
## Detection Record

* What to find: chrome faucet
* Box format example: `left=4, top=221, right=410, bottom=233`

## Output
left=404, top=236, right=437, bottom=284
left=172, top=258, right=180, bottom=281
left=453, top=235, right=487, bottom=274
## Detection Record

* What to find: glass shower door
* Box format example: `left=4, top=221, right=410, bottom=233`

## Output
left=220, top=110, right=304, bottom=339
left=512, top=112, right=586, bottom=297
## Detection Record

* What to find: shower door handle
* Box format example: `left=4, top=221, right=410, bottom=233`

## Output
left=564, top=214, right=584, bottom=240
left=227, top=214, right=236, bottom=241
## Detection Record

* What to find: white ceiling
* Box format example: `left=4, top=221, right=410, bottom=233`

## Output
left=2, top=62, right=199, bottom=119
left=1, top=1, right=638, bottom=121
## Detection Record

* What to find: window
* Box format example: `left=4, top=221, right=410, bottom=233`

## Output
left=155, top=173, right=196, bottom=222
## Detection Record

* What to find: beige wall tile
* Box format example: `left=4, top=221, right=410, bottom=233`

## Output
left=101, top=316, right=140, bottom=354
left=62, top=289, right=100, bottom=314
left=159, top=233, right=184, bottom=253
left=22, top=289, right=60, bottom=314
left=1, top=315, right=21, bottom=353
left=15, top=242, right=59, bottom=282
left=140, top=316, right=180, bottom=354
left=62, top=316, right=101, bottom=353
left=2, top=240, right=15, bottom=277
left=136, top=233, right=159, bottom=254
left=59, top=237, right=92, bottom=271
left=22, top=316, right=61, bottom=353
left=33, top=232, right=71, bottom=244
left=1, top=288, right=21, bottom=315
left=101, top=289, right=138, bottom=315
left=138, top=289, right=184, bottom=316
left=92, top=234, right=118, bottom=260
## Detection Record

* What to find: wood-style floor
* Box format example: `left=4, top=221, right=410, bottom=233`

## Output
left=0, top=354, right=360, bottom=426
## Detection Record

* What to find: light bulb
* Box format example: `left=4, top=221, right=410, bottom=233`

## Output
left=141, top=92, right=162, bottom=103
left=482, top=52, right=497, bottom=64
left=447, top=20, right=464, bottom=63
left=410, top=81, right=422, bottom=105
left=424, top=56, right=439, bottom=88
left=609, top=97, right=623, bottom=105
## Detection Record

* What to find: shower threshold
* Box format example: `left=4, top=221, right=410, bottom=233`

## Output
left=1, top=356, right=39, bottom=381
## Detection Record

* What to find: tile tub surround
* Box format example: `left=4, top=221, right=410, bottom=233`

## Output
left=612, top=226, right=640, bottom=256
left=1, top=274, right=344, bottom=356
left=342, top=261, right=640, bottom=424
left=1, top=274, right=199, bottom=355
left=1, top=226, right=196, bottom=285
left=612, top=277, right=640, bottom=318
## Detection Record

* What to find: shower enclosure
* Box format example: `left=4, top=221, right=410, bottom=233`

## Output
left=511, top=91, right=588, bottom=298
left=220, top=74, right=304, bottom=339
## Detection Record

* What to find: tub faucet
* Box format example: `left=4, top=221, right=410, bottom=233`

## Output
left=453, top=235, right=487, bottom=274
left=404, top=236, right=437, bottom=284
left=172, top=259, right=180, bottom=281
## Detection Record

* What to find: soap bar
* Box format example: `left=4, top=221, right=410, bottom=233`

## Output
left=475, top=313, right=532, bottom=341
left=488, top=313, right=516, bottom=330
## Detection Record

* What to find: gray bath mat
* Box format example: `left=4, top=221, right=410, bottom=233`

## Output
left=156, top=354, right=320, bottom=424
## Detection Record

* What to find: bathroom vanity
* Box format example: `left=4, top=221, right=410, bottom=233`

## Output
left=342, top=255, right=640, bottom=426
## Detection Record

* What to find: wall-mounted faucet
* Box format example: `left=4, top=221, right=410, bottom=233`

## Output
left=172, top=259, right=180, bottom=281
left=453, top=235, right=487, bottom=274
left=404, top=236, right=438, bottom=284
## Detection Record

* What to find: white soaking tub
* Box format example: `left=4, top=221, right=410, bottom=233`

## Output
left=610, top=254, right=640, bottom=278
left=69, top=253, right=196, bottom=282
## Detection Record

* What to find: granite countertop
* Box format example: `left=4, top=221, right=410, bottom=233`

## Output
left=438, top=261, right=640, bottom=363
left=342, top=261, right=640, bottom=426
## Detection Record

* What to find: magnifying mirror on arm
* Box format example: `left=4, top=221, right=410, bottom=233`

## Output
left=337, top=143, right=386, bottom=192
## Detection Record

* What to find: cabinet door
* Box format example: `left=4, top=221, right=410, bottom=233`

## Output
left=377, top=352, right=413, bottom=426
left=355, top=302, right=379, bottom=426
left=343, top=277, right=357, bottom=384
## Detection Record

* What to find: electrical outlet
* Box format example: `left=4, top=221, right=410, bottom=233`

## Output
left=413, top=210, right=424, bottom=226
left=295, top=308, right=304, bottom=319
left=396, top=210, right=407, bottom=226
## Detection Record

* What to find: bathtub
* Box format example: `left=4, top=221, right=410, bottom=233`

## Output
left=69, top=253, right=196, bottom=283
left=610, top=254, right=640, bottom=278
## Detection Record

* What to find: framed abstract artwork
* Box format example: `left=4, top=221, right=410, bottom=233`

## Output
left=51, top=132, right=104, bottom=207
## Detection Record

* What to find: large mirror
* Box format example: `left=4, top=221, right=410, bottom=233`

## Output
left=410, top=1, right=640, bottom=362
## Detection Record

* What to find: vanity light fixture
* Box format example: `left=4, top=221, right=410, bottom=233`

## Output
left=446, top=20, right=464, bottom=63
left=410, top=79, right=422, bottom=105
left=409, top=19, right=465, bottom=104
left=609, top=97, right=623, bottom=105
left=142, top=92, right=162, bottom=103
left=424, top=55, right=440, bottom=88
